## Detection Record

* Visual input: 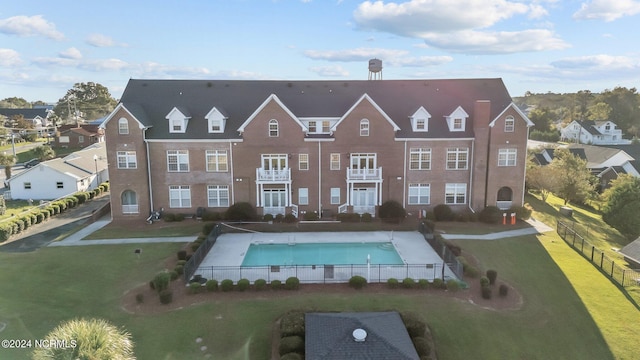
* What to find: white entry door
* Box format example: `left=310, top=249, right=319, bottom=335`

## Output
left=263, top=189, right=287, bottom=215
left=352, top=188, right=376, bottom=214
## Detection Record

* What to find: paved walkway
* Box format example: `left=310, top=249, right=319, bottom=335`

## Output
left=439, top=217, right=554, bottom=240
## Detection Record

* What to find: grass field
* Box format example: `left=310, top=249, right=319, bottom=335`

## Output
left=1, top=193, right=640, bottom=359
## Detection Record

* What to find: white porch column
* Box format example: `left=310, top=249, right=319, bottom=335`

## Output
left=287, top=183, right=291, bottom=207
left=256, top=182, right=261, bottom=207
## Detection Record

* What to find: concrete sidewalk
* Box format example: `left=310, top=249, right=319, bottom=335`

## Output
left=439, top=218, right=554, bottom=240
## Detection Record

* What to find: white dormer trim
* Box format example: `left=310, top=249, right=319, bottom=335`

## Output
left=490, top=102, right=535, bottom=127
left=445, top=106, right=469, bottom=132
left=237, top=94, right=306, bottom=133
left=205, top=107, right=227, bottom=133
left=100, top=103, right=149, bottom=130
left=331, top=93, right=400, bottom=132
left=410, top=106, right=431, bottom=132
left=166, top=107, right=191, bottom=133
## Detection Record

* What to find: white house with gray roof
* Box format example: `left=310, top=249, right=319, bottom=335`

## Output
left=6, top=143, right=108, bottom=200
left=560, top=120, right=628, bottom=145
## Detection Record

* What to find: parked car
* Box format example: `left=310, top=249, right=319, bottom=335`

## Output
left=24, top=158, right=40, bottom=168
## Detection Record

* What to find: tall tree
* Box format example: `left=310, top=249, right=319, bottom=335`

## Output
left=32, top=318, right=135, bottom=360
left=53, top=82, right=117, bottom=123
left=574, top=90, right=594, bottom=121
left=0, top=97, right=31, bottom=108
left=602, top=175, right=640, bottom=240
left=587, top=102, right=612, bottom=121
left=0, top=153, right=16, bottom=180
left=596, top=87, right=640, bottom=134
left=549, top=148, right=595, bottom=205
left=32, top=145, right=56, bottom=161
left=527, top=106, right=556, bottom=132
left=526, top=152, right=559, bottom=203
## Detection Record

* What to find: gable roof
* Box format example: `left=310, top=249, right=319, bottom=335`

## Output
left=620, top=238, right=640, bottom=265
left=331, top=93, right=400, bottom=132
left=567, top=144, right=630, bottom=167
left=0, top=108, right=50, bottom=120
left=305, top=312, right=419, bottom=360
left=489, top=102, right=535, bottom=127
left=115, top=78, right=514, bottom=140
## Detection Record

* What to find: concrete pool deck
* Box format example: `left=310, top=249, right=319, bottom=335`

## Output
left=195, top=231, right=458, bottom=283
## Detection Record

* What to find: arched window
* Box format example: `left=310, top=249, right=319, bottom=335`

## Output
left=497, top=187, right=513, bottom=201
left=118, top=118, right=129, bottom=135
left=504, top=116, right=515, bottom=132
left=269, top=119, right=279, bottom=137
left=121, top=190, right=138, bottom=214
left=360, top=119, right=369, bottom=136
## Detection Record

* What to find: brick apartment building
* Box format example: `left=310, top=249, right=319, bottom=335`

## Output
left=102, top=78, right=533, bottom=221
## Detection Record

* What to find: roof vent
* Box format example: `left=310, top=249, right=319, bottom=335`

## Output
left=352, top=328, right=367, bottom=342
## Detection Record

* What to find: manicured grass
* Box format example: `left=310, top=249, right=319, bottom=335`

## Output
left=83, top=220, right=204, bottom=239
left=0, top=200, right=39, bottom=222
left=0, top=238, right=621, bottom=359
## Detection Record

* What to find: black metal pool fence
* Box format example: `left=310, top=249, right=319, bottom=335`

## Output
left=184, top=222, right=464, bottom=284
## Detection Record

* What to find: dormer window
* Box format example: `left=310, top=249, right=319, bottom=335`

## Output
left=269, top=119, right=279, bottom=137
left=166, top=107, right=191, bottom=134
left=446, top=106, right=469, bottom=132
left=205, top=107, right=226, bottom=133
left=411, top=107, right=431, bottom=132
left=360, top=119, right=370, bottom=136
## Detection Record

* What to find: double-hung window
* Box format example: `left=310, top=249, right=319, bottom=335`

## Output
left=299, top=154, right=309, bottom=171
left=330, top=153, right=340, bottom=170
left=207, top=185, right=229, bottom=207
left=409, top=148, right=431, bottom=170
left=498, top=148, right=517, bottom=167
left=330, top=188, right=340, bottom=204
left=504, top=116, right=515, bottom=132
left=169, top=185, right=191, bottom=208
left=408, top=184, right=430, bottom=205
left=206, top=150, right=228, bottom=172
left=117, top=151, right=137, bottom=169
left=445, top=183, right=467, bottom=205
left=446, top=148, right=468, bottom=170
left=167, top=150, right=189, bottom=172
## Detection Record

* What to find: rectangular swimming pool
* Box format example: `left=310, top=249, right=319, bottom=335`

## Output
left=241, top=242, right=404, bottom=266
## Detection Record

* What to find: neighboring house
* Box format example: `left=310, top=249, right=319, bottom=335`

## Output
left=305, top=312, right=420, bottom=360
left=0, top=107, right=52, bottom=131
left=560, top=120, right=629, bottom=145
left=533, top=144, right=640, bottom=190
left=101, top=78, right=533, bottom=222
left=620, top=238, right=640, bottom=269
left=6, top=143, right=108, bottom=200
left=53, top=124, right=105, bottom=148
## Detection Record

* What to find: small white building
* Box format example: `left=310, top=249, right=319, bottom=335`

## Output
left=560, top=120, right=629, bottom=145
left=7, top=143, right=108, bottom=200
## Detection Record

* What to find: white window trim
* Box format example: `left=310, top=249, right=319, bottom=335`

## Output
left=446, top=106, right=469, bottom=132
left=206, top=107, right=226, bottom=133
left=408, top=184, right=430, bottom=205
left=330, top=153, right=340, bottom=170
left=446, top=148, right=469, bottom=170
left=409, top=148, right=431, bottom=170
left=330, top=187, right=340, bottom=205
left=169, top=185, right=191, bottom=208
left=117, top=151, right=137, bottom=169
left=299, top=188, right=309, bottom=205
left=206, top=150, right=228, bottom=172
left=498, top=148, right=517, bottom=167
left=299, top=154, right=309, bottom=171
left=411, top=107, right=431, bottom=132
left=167, top=150, right=189, bottom=172
left=504, top=116, right=515, bottom=132
left=118, top=118, right=129, bottom=135
left=445, top=183, right=467, bottom=205
left=166, top=107, right=190, bottom=134
left=207, top=185, right=229, bottom=207
left=269, top=119, right=279, bottom=137
left=360, top=119, right=370, bottom=136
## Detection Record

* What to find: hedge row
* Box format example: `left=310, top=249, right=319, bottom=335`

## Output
left=0, top=183, right=109, bottom=243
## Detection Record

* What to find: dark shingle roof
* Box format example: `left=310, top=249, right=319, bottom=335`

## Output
left=0, top=108, right=49, bottom=120
left=305, top=312, right=420, bottom=360
left=620, top=238, right=640, bottom=265
left=117, top=78, right=514, bottom=140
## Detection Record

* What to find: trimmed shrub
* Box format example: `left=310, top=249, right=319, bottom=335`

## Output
left=263, top=213, right=274, bottom=222
left=163, top=213, right=176, bottom=222
left=202, top=211, right=222, bottom=221
left=190, top=242, right=201, bottom=252
left=446, top=279, right=460, bottom=292
left=220, top=279, right=234, bottom=292
left=432, top=278, right=445, bottom=289
left=361, top=212, right=373, bottom=222
left=486, top=269, right=498, bottom=285
left=206, top=280, right=218, bottom=292
left=169, top=270, right=179, bottom=281
left=135, top=293, right=144, bottom=304
left=402, top=277, right=416, bottom=289
left=152, top=271, right=171, bottom=292
left=176, top=260, right=187, bottom=266
left=387, top=278, right=399, bottom=289
left=279, top=336, right=304, bottom=356
left=481, top=286, right=492, bottom=299
left=348, top=275, right=367, bottom=289
left=412, top=337, right=431, bottom=357
left=159, top=289, right=173, bottom=304
left=225, top=202, right=258, bottom=221
left=417, top=279, right=430, bottom=289
left=237, top=278, right=250, bottom=292
left=284, top=213, right=297, bottom=223
left=0, top=223, right=12, bottom=243
left=478, top=206, right=502, bottom=224
left=254, top=279, right=267, bottom=291
left=510, top=205, right=532, bottom=221
left=303, top=211, right=319, bottom=221
left=433, top=204, right=454, bottom=221
left=274, top=214, right=284, bottom=223
left=457, top=256, right=480, bottom=278
left=336, top=213, right=361, bottom=222
left=280, top=310, right=305, bottom=337
left=379, top=200, right=406, bottom=222
left=271, top=280, right=282, bottom=290
left=202, top=222, right=217, bottom=235
left=285, top=277, right=300, bottom=290
left=499, top=284, right=509, bottom=297
left=189, top=281, right=202, bottom=294
left=480, top=276, right=490, bottom=288
left=174, top=265, right=184, bottom=275
left=174, top=213, right=186, bottom=222
left=73, top=192, right=89, bottom=204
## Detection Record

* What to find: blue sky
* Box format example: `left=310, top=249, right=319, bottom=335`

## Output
left=1, top=0, right=639, bottom=103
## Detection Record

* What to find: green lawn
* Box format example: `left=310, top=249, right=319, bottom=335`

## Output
left=1, top=194, right=640, bottom=359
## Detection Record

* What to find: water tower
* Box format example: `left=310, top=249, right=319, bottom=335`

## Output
left=368, top=58, right=383, bottom=80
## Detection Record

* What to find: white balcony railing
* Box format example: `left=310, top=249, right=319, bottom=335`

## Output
left=346, top=167, right=382, bottom=181
left=496, top=201, right=512, bottom=210
left=264, top=206, right=286, bottom=216
left=256, top=168, right=291, bottom=182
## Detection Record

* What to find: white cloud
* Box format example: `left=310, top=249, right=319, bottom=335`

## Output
left=309, top=65, right=350, bottom=77
left=59, top=47, right=83, bottom=60
left=352, top=0, right=566, bottom=54
left=573, top=0, right=640, bottom=21
left=550, top=54, right=637, bottom=70
left=86, top=33, right=118, bottom=47
left=79, top=58, right=130, bottom=72
left=0, top=15, right=64, bottom=40
left=0, top=49, right=22, bottom=66
left=304, top=47, right=408, bottom=61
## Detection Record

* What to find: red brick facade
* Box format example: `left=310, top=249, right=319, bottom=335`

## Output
left=102, top=79, right=532, bottom=221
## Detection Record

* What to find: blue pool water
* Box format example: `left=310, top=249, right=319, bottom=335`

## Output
left=241, top=242, right=403, bottom=266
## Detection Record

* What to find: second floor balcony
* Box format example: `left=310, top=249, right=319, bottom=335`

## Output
left=347, top=167, right=382, bottom=182
left=256, top=168, right=291, bottom=183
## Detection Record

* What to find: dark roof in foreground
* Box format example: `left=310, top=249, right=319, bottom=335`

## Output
left=117, top=78, right=514, bottom=141
left=620, top=238, right=640, bottom=265
left=305, top=312, right=420, bottom=360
